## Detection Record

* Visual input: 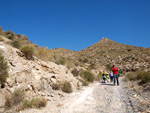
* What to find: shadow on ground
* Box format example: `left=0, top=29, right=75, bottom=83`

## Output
left=100, top=83, right=114, bottom=86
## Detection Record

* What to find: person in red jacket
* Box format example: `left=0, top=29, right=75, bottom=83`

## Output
left=111, top=63, right=119, bottom=86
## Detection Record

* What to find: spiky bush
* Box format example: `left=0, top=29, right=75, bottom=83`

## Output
left=125, top=71, right=150, bottom=84
left=0, top=53, right=8, bottom=83
left=82, top=81, right=89, bottom=86
left=5, top=88, right=25, bottom=107
left=22, top=98, right=47, bottom=109
left=5, top=31, right=15, bottom=40
left=80, top=71, right=94, bottom=83
left=35, top=47, right=49, bottom=61
left=52, top=83, right=61, bottom=90
left=55, top=57, right=66, bottom=65
left=11, top=40, right=21, bottom=49
left=62, top=82, right=72, bottom=93
left=0, top=36, right=4, bottom=41
left=20, top=45, right=34, bottom=60
left=71, top=68, right=79, bottom=77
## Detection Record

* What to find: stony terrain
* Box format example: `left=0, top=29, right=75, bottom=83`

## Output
left=21, top=77, right=135, bottom=113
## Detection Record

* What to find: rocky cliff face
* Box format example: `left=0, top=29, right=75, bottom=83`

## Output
left=0, top=40, right=82, bottom=104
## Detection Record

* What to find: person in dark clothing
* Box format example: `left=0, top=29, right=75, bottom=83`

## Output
left=111, top=63, right=119, bottom=86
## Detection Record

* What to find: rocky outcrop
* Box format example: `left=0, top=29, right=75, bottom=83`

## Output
left=0, top=41, right=82, bottom=104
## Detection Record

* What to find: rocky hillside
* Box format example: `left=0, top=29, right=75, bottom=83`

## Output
left=0, top=36, right=84, bottom=112
left=59, top=37, right=150, bottom=73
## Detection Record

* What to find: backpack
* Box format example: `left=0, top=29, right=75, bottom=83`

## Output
left=117, top=70, right=120, bottom=76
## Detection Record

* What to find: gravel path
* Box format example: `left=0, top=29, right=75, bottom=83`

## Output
left=22, top=77, right=133, bottom=113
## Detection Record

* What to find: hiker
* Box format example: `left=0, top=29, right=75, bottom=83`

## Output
left=101, top=71, right=106, bottom=83
left=105, top=73, right=109, bottom=83
left=109, top=72, right=113, bottom=82
left=111, top=63, right=119, bottom=86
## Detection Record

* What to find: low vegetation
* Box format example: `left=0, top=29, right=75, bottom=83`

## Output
left=82, top=81, right=89, bottom=86
left=22, top=98, right=47, bottom=109
left=62, top=82, right=72, bottom=93
left=125, top=71, right=150, bottom=84
left=5, top=88, right=25, bottom=107
left=11, top=40, right=21, bottom=49
left=0, top=36, right=4, bottom=41
left=0, top=52, right=8, bottom=83
left=20, top=45, right=34, bottom=60
left=52, top=83, right=61, bottom=90
left=80, top=70, right=94, bottom=83
left=55, top=57, right=66, bottom=65
left=71, top=68, right=79, bottom=77
left=35, top=47, right=50, bottom=61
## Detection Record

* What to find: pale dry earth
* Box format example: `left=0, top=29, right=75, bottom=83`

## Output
left=22, top=77, right=133, bottom=113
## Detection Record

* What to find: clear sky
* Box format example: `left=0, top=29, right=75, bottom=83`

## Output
left=0, top=0, right=150, bottom=51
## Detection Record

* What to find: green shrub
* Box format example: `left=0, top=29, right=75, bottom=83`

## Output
left=125, top=71, right=150, bottom=84
left=20, top=45, right=34, bottom=60
left=0, top=53, right=8, bottom=83
left=0, top=36, right=4, bottom=41
left=127, top=49, right=132, bottom=52
left=55, top=57, right=66, bottom=65
left=106, top=64, right=111, bottom=71
left=52, top=83, right=61, bottom=90
left=7, top=34, right=14, bottom=40
left=5, top=31, right=15, bottom=40
left=5, top=30, right=12, bottom=35
left=16, top=34, right=21, bottom=38
left=80, top=71, right=94, bottom=83
left=62, top=82, right=72, bottom=93
left=82, top=81, right=89, bottom=86
left=5, top=88, right=25, bottom=107
left=136, top=71, right=150, bottom=84
left=22, top=98, right=47, bottom=109
left=11, top=40, right=21, bottom=49
left=35, top=47, right=49, bottom=61
left=71, top=68, right=79, bottom=77
left=87, top=63, right=95, bottom=71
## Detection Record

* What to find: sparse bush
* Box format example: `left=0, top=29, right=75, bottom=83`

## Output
left=52, top=83, right=61, bottom=90
left=20, top=45, right=34, bottom=60
left=5, top=31, right=15, bottom=40
left=62, top=82, right=72, bottom=93
left=80, top=71, right=94, bottom=83
left=82, top=81, right=89, bottom=86
left=55, top=57, right=66, bottom=65
left=11, top=40, right=21, bottom=49
left=5, top=88, right=25, bottom=107
left=7, top=34, right=14, bottom=40
left=125, top=71, right=150, bottom=84
left=35, top=47, right=49, bottom=61
left=82, top=58, right=88, bottom=63
left=0, top=53, right=8, bottom=83
left=22, top=98, right=47, bottom=109
left=71, top=68, right=79, bottom=77
left=16, top=34, right=21, bottom=38
left=106, top=64, right=111, bottom=71
left=0, top=36, right=4, bottom=41
left=136, top=71, right=150, bottom=84
left=87, top=63, right=95, bottom=71
left=5, top=30, right=12, bottom=35
left=127, top=49, right=132, bottom=52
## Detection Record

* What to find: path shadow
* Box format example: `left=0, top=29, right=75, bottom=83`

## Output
left=100, top=83, right=114, bottom=86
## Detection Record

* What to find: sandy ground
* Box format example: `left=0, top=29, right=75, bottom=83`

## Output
left=21, top=77, right=133, bottom=113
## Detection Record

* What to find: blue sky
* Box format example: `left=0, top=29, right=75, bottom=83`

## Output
left=0, top=0, right=150, bottom=51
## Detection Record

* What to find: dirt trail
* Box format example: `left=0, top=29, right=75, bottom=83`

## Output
left=22, top=77, right=133, bottom=113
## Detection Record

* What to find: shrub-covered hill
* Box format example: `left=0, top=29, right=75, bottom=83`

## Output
left=1, top=26, right=150, bottom=73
